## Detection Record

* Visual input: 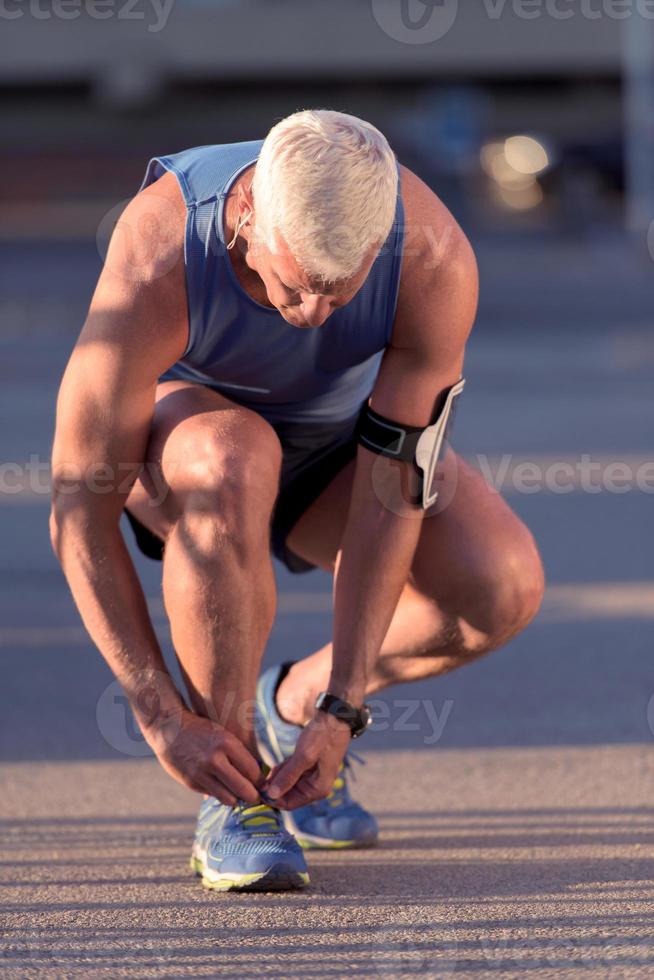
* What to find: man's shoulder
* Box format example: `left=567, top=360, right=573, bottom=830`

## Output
left=118, top=172, right=186, bottom=286
left=388, top=165, right=478, bottom=356
left=398, top=164, right=476, bottom=285
left=95, top=172, right=188, bottom=367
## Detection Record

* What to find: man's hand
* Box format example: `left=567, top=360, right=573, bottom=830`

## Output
left=145, top=707, right=263, bottom=806
left=264, top=712, right=352, bottom=810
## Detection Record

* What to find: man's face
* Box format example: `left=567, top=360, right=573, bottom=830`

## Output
left=245, top=229, right=378, bottom=329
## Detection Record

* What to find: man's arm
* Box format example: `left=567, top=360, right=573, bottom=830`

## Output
left=267, top=169, right=478, bottom=807
left=50, top=176, right=261, bottom=804
left=329, top=174, right=478, bottom=708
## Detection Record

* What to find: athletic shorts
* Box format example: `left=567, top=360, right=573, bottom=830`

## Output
left=123, top=410, right=362, bottom=575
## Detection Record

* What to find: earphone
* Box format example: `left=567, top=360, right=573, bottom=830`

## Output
left=226, top=209, right=253, bottom=250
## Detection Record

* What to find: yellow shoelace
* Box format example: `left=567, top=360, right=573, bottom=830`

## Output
left=237, top=803, right=280, bottom=833
left=326, top=764, right=347, bottom=806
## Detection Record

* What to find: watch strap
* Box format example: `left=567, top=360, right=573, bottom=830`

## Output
left=315, top=692, right=371, bottom=738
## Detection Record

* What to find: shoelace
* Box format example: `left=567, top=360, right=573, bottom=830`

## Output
left=326, top=750, right=365, bottom=807
left=235, top=802, right=283, bottom=835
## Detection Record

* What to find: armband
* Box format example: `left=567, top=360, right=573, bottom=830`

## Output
left=357, top=378, right=465, bottom=509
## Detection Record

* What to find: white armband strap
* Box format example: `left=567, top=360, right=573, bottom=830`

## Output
left=357, top=378, right=466, bottom=509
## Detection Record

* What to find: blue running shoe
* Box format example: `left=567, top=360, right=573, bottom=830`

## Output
left=255, top=664, right=378, bottom=850
left=190, top=796, right=309, bottom=892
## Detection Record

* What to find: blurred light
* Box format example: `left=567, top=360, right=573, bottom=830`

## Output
left=480, top=137, right=547, bottom=210
left=504, top=135, right=549, bottom=175
left=480, top=141, right=534, bottom=189
left=496, top=181, right=544, bottom=211
left=480, top=141, right=504, bottom=177
left=490, top=156, right=535, bottom=190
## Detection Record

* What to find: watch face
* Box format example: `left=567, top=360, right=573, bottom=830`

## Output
left=352, top=705, right=372, bottom=738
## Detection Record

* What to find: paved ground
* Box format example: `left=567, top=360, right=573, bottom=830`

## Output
left=1, top=232, right=653, bottom=977
left=3, top=747, right=654, bottom=978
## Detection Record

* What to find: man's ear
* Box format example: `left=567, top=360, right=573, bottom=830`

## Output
left=237, top=181, right=254, bottom=215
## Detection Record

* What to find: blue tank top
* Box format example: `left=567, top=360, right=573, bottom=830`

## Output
left=140, top=141, right=405, bottom=424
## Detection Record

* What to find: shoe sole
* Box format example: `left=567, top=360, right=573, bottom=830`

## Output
left=190, top=856, right=310, bottom=893
left=295, top=831, right=378, bottom=850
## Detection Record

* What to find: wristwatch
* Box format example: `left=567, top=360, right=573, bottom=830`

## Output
left=315, top=692, right=372, bottom=739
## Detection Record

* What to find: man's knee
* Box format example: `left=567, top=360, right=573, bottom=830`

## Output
left=475, top=531, right=545, bottom=647
left=419, top=530, right=545, bottom=657
left=172, top=413, right=282, bottom=543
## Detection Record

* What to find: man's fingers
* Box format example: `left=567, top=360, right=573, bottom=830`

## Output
left=273, top=786, right=311, bottom=811
left=273, top=772, right=323, bottom=810
left=197, top=775, right=238, bottom=808
left=266, top=753, right=314, bottom=802
left=212, top=758, right=260, bottom=805
left=223, top=736, right=263, bottom=785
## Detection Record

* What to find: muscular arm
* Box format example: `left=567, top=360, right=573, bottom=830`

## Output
left=267, top=168, right=478, bottom=807
left=50, top=176, right=189, bottom=745
left=52, top=176, right=266, bottom=803
left=329, top=168, right=478, bottom=704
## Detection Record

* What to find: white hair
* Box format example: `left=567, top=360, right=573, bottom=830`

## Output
left=251, top=109, right=398, bottom=283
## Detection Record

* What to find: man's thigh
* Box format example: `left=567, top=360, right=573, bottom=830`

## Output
left=124, top=379, right=280, bottom=541
left=285, top=449, right=537, bottom=596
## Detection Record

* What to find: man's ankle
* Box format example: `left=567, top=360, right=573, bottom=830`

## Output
left=275, top=663, right=311, bottom=727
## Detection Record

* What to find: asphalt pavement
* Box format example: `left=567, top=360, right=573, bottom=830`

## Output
left=1, top=232, right=653, bottom=978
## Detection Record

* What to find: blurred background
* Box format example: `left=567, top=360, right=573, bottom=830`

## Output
left=2, top=0, right=652, bottom=752
left=0, top=0, right=654, bottom=980
left=2, top=1, right=654, bottom=237
left=1, top=3, right=654, bottom=972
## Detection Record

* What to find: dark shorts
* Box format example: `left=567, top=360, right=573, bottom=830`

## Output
left=123, top=411, right=362, bottom=575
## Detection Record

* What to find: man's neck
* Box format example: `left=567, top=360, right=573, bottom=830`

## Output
left=223, top=179, right=274, bottom=309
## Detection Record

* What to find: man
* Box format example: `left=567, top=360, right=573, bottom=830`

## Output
left=50, top=110, right=544, bottom=892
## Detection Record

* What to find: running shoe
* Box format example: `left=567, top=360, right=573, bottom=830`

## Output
left=190, top=795, right=309, bottom=892
left=255, top=663, right=378, bottom=849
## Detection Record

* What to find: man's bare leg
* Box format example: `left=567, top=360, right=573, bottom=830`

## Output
left=276, top=451, right=545, bottom=725
left=126, top=382, right=311, bottom=889
left=125, top=380, right=282, bottom=755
